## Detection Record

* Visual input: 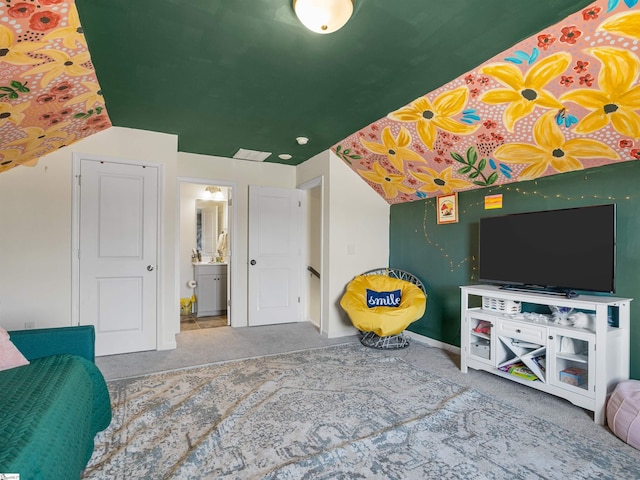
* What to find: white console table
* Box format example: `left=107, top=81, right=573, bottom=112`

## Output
left=460, top=285, right=631, bottom=424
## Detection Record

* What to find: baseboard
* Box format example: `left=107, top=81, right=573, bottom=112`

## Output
left=405, top=331, right=461, bottom=354
left=327, top=325, right=358, bottom=339
left=157, top=339, right=177, bottom=351
left=306, top=317, right=320, bottom=329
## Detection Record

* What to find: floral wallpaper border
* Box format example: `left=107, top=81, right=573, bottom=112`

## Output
left=0, top=0, right=110, bottom=174
left=333, top=0, right=640, bottom=204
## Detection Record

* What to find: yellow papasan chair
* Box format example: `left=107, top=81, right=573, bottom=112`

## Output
left=340, top=268, right=427, bottom=349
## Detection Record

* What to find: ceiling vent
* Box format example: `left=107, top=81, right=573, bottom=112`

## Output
left=233, top=148, right=272, bottom=162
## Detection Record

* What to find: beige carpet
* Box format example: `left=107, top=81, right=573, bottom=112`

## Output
left=84, top=343, right=640, bottom=479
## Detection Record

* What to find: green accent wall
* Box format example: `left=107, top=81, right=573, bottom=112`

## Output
left=390, top=161, right=640, bottom=378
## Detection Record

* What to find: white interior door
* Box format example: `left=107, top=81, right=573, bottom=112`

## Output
left=79, top=159, right=158, bottom=356
left=248, top=185, right=302, bottom=326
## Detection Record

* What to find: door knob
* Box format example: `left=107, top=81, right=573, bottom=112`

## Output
left=250, top=259, right=256, bottom=265
left=147, top=265, right=155, bottom=271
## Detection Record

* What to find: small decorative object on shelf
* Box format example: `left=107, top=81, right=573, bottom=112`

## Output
left=550, top=305, right=573, bottom=325
left=570, top=312, right=595, bottom=330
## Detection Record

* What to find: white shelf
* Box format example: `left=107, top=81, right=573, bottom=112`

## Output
left=461, top=285, right=631, bottom=425
left=471, top=331, right=490, bottom=341
left=556, top=352, right=588, bottom=363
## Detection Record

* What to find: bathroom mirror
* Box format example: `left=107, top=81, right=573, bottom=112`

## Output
left=195, top=191, right=228, bottom=260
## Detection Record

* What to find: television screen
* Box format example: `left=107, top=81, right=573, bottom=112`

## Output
left=478, top=204, right=616, bottom=294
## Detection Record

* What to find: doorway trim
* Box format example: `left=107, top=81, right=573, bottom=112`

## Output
left=297, top=176, right=325, bottom=335
left=71, top=153, right=164, bottom=348
left=177, top=177, right=237, bottom=328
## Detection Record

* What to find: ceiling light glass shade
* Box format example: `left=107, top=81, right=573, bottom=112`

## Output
left=205, top=186, right=224, bottom=201
left=293, top=0, right=354, bottom=34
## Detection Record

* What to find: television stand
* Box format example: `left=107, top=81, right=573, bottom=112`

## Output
left=500, top=285, right=579, bottom=298
left=460, top=285, right=631, bottom=424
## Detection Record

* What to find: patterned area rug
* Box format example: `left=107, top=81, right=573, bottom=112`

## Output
left=83, top=344, right=640, bottom=479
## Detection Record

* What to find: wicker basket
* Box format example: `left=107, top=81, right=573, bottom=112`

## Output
left=482, top=296, right=521, bottom=314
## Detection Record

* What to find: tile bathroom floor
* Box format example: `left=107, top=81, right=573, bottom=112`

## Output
left=180, top=314, right=228, bottom=331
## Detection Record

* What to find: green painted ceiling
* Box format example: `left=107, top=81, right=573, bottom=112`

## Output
left=75, top=0, right=593, bottom=165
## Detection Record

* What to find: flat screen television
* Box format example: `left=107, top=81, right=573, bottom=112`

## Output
left=478, top=204, right=616, bottom=295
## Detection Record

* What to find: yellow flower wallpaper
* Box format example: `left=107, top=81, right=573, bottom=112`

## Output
left=0, top=1, right=110, bottom=173
left=333, top=0, right=640, bottom=204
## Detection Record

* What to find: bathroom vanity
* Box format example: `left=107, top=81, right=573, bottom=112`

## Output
left=194, top=263, right=228, bottom=317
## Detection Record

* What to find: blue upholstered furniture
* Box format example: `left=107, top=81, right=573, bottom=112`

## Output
left=0, top=326, right=112, bottom=479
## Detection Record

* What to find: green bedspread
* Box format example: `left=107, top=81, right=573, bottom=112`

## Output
left=0, top=354, right=112, bottom=480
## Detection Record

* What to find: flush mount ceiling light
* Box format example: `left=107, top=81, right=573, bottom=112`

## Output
left=293, top=0, right=354, bottom=34
left=296, top=136, right=309, bottom=145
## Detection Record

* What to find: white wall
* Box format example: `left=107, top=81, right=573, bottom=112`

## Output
left=0, top=127, right=179, bottom=350
left=179, top=183, right=200, bottom=300
left=0, top=127, right=389, bottom=350
left=296, top=151, right=390, bottom=338
left=177, top=152, right=297, bottom=327
left=306, top=184, right=322, bottom=327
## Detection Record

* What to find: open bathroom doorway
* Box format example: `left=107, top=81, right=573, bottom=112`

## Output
left=179, top=181, right=232, bottom=332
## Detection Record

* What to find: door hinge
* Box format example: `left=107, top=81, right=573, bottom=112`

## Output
left=228, top=198, right=233, bottom=207
left=298, top=200, right=301, bottom=207
left=298, top=297, right=301, bottom=303
left=77, top=174, right=81, bottom=186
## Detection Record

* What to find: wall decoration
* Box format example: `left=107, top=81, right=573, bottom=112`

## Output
left=484, top=194, right=503, bottom=209
left=0, top=1, right=111, bottom=173
left=332, top=0, right=640, bottom=204
left=437, top=193, right=458, bottom=224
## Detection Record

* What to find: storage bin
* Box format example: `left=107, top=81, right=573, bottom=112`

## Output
left=482, top=297, right=521, bottom=314
left=471, top=340, right=490, bottom=359
left=560, top=367, right=587, bottom=387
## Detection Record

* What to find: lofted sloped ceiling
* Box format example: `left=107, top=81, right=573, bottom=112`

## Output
left=3, top=0, right=638, bottom=189
left=0, top=1, right=111, bottom=173
left=335, top=0, right=640, bottom=203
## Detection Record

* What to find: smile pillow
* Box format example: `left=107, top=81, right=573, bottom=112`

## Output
left=366, top=289, right=402, bottom=308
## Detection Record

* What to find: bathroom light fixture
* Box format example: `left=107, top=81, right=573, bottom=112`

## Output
left=293, top=0, right=354, bottom=34
left=205, top=186, right=224, bottom=201
left=296, top=136, right=309, bottom=145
